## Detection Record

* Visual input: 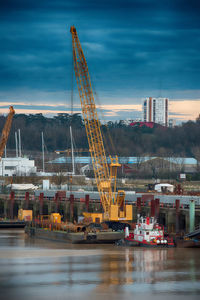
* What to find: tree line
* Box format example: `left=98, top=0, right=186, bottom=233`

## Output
left=0, top=112, right=200, bottom=161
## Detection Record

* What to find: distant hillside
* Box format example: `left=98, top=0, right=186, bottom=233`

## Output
left=0, top=113, right=200, bottom=161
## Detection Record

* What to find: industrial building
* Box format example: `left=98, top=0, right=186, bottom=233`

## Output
left=49, top=156, right=197, bottom=174
left=0, top=157, right=37, bottom=177
left=143, top=97, right=169, bottom=126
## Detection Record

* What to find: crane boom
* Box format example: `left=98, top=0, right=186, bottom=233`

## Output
left=70, top=26, right=132, bottom=223
left=71, top=26, right=113, bottom=217
left=0, top=106, right=15, bottom=159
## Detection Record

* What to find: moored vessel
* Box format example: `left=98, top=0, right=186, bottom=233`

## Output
left=120, top=215, right=175, bottom=247
left=25, top=225, right=124, bottom=244
left=176, top=238, right=200, bottom=248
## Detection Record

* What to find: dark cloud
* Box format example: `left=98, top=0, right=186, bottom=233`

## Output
left=0, top=0, right=200, bottom=115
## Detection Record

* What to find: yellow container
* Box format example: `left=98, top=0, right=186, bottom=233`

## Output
left=50, top=213, right=61, bottom=224
left=82, top=212, right=103, bottom=223
left=18, top=209, right=32, bottom=221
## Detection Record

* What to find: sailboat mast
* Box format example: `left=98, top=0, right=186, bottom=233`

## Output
left=15, top=132, right=18, bottom=158
left=42, top=132, right=45, bottom=173
left=70, top=126, right=75, bottom=175
left=18, top=129, right=21, bottom=157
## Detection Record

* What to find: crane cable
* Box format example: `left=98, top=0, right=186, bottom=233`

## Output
left=71, top=41, right=74, bottom=118
left=91, top=78, right=117, bottom=157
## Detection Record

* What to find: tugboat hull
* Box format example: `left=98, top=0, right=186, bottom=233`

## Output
left=117, top=238, right=175, bottom=247
left=124, top=238, right=175, bottom=248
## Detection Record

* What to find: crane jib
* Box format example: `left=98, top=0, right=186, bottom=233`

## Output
left=70, top=26, right=132, bottom=223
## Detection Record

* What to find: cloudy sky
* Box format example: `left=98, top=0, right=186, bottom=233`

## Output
left=0, top=0, right=200, bottom=122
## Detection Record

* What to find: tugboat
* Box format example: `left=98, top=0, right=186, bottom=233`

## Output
left=121, top=215, right=175, bottom=247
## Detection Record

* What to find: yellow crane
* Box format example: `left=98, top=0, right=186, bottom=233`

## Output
left=70, top=26, right=132, bottom=228
left=0, top=106, right=15, bottom=159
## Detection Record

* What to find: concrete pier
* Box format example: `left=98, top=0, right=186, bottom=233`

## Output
left=1, top=190, right=200, bottom=233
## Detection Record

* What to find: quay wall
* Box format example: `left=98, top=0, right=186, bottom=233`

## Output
left=0, top=190, right=200, bottom=233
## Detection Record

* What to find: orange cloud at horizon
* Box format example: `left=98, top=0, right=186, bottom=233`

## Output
left=0, top=100, right=199, bottom=121
left=170, top=100, right=200, bottom=120
left=97, top=104, right=142, bottom=111
left=97, top=104, right=142, bottom=117
left=0, top=108, right=81, bottom=115
left=0, top=103, right=142, bottom=116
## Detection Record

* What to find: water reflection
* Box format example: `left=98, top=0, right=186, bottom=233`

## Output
left=0, top=229, right=200, bottom=300
left=98, top=248, right=134, bottom=288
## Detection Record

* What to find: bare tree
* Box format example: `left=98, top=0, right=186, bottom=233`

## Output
left=191, top=146, right=200, bottom=172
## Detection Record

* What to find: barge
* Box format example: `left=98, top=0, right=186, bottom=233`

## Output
left=175, top=238, right=200, bottom=248
left=25, top=225, right=125, bottom=244
left=0, top=220, right=25, bottom=229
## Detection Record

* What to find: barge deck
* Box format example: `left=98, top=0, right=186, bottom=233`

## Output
left=25, top=226, right=125, bottom=244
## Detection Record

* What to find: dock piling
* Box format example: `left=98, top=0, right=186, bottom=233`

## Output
left=189, top=199, right=195, bottom=233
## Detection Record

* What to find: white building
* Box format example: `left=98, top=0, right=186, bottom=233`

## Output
left=0, top=157, right=37, bottom=177
left=168, top=118, right=176, bottom=128
left=143, top=97, right=168, bottom=126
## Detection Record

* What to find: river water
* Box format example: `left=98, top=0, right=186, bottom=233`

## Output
left=0, top=229, right=200, bottom=300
